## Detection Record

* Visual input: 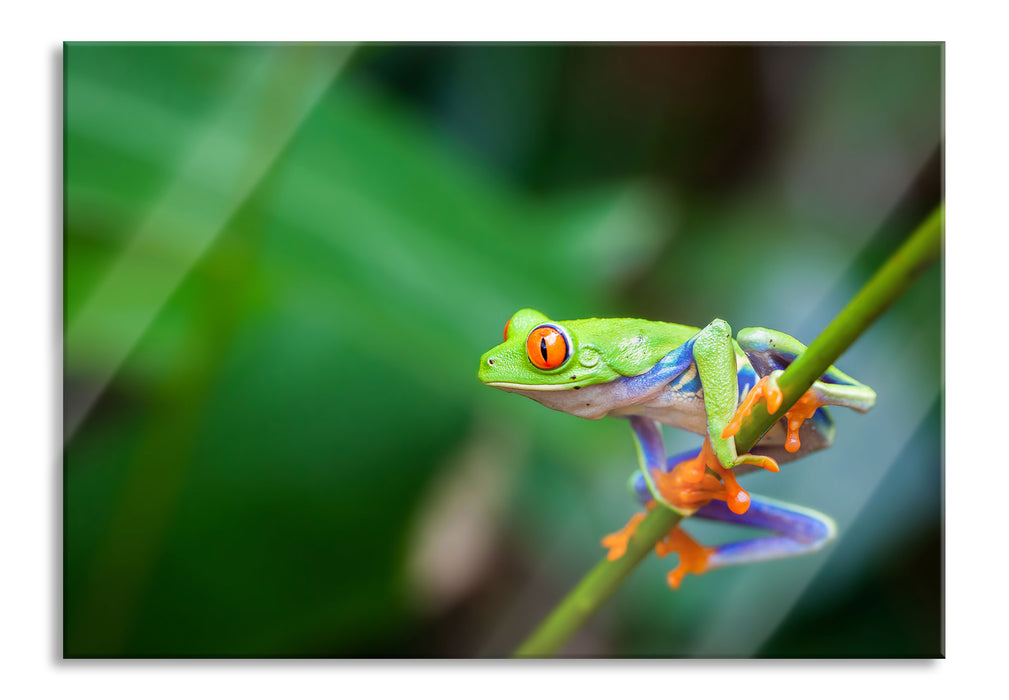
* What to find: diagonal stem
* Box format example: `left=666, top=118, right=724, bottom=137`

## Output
left=513, top=202, right=944, bottom=658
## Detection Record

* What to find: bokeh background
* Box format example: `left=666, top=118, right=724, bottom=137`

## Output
left=63, top=43, right=942, bottom=658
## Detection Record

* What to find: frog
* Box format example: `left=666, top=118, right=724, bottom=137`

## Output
left=477, top=309, right=876, bottom=589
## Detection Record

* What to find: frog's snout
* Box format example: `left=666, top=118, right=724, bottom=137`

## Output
left=477, top=349, right=499, bottom=384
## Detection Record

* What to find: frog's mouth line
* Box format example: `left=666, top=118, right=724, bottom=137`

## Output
left=486, top=381, right=582, bottom=391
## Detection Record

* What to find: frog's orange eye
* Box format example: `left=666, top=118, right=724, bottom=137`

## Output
left=503, top=318, right=511, bottom=341
left=526, top=325, right=570, bottom=370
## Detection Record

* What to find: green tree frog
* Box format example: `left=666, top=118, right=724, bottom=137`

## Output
left=478, top=309, right=875, bottom=588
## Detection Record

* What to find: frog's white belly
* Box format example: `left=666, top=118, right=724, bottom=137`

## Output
left=497, top=370, right=803, bottom=450
left=497, top=377, right=710, bottom=434
left=608, top=393, right=709, bottom=434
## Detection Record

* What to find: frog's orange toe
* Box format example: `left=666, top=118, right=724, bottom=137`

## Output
left=601, top=511, right=647, bottom=561
left=726, top=488, right=751, bottom=515
left=666, top=569, right=687, bottom=590
left=783, top=390, right=826, bottom=453
left=749, top=455, right=780, bottom=473
left=678, top=446, right=708, bottom=484
left=705, top=456, right=752, bottom=515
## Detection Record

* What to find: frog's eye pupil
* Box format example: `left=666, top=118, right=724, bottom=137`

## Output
left=526, top=325, right=570, bottom=370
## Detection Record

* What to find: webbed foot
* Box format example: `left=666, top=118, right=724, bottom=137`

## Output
left=655, top=527, right=714, bottom=589
left=651, top=439, right=768, bottom=516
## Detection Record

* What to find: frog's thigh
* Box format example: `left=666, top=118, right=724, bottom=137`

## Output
left=737, top=327, right=875, bottom=413
left=627, top=475, right=835, bottom=568
left=691, top=494, right=836, bottom=569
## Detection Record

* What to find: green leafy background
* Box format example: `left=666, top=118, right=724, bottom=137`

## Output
left=64, top=43, right=942, bottom=657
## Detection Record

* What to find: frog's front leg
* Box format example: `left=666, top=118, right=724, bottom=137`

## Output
left=691, top=319, right=780, bottom=474
left=624, top=468, right=835, bottom=588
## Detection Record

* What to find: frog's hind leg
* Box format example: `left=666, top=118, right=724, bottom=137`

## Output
left=687, top=495, right=835, bottom=572
left=602, top=445, right=707, bottom=563
left=625, top=469, right=834, bottom=588
left=734, top=327, right=876, bottom=457
left=736, top=327, right=876, bottom=414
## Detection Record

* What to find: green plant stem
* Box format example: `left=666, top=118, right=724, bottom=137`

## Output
left=513, top=203, right=944, bottom=658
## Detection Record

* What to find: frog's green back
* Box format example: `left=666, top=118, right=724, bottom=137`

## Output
left=561, top=317, right=700, bottom=377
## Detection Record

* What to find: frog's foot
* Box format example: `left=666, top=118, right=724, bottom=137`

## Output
left=651, top=440, right=728, bottom=513
left=652, top=440, right=763, bottom=516
left=655, top=526, right=714, bottom=589
left=601, top=510, right=648, bottom=561
left=781, top=389, right=828, bottom=453
left=721, top=373, right=784, bottom=440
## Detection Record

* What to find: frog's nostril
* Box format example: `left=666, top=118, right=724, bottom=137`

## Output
left=487, top=358, right=495, bottom=365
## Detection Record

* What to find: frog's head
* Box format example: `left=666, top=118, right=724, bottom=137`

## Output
left=478, top=309, right=671, bottom=419
left=478, top=309, right=621, bottom=392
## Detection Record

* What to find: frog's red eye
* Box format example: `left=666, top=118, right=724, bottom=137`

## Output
left=503, top=318, right=511, bottom=341
left=526, top=325, right=569, bottom=370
